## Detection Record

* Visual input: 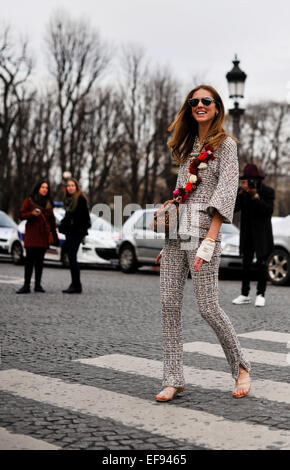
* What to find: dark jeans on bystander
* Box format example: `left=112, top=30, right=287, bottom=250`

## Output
left=65, top=234, right=83, bottom=290
left=25, top=247, right=46, bottom=287
left=241, top=248, right=269, bottom=297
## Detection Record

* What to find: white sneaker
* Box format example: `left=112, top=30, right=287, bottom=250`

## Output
left=232, top=295, right=251, bottom=305
left=255, top=295, right=265, bottom=307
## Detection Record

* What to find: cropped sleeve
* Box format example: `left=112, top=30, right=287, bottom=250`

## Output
left=205, top=137, right=239, bottom=224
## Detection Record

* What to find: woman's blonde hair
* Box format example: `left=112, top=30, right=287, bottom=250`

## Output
left=168, top=84, right=233, bottom=163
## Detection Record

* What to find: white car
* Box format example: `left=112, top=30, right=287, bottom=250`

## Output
left=0, top=211, right=18, bottom=257
left=10, top=208, right=120, bottom=267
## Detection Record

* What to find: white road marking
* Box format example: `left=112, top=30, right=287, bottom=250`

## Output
left=0, top=280, right=23, bottom=285
left=74, top=354, right=290, bottom=404
left=183, top=341, right=289, bottom=367
left=0, top=426, right=60, bottom=450
left=0, top=369, right=290, bottom=450
left=0, top=276, right=23, bottom=285
left=238, top=330, right=290, bottom=344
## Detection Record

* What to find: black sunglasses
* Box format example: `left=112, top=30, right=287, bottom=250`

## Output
left=188, top=97, right=215, bottom=107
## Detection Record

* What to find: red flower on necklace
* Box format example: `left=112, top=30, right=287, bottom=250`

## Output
left=173, top=145, right=216, bottom=202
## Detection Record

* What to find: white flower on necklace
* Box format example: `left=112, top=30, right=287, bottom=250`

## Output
left=188, top=174, right=197, bottom=183
left=198, top=162, right=208, bottom=169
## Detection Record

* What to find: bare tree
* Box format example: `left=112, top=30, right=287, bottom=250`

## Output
left=84, top=88, right=124, bottom=205
left=10, top=91, right=58, bottom=214
left=45, top=11, right=110, bottom=177
left=240, top=102, right=290, bottom=188
left=0, top=26, right=33, bottom=212
left=140, top=69, right=180, bottom=205
left=117, top=46, right=180, bottom=204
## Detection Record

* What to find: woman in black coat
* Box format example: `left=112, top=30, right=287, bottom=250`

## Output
left=59, top=178, right=91, bottom=293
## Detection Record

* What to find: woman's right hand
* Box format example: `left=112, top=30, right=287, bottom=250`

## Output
left=32, top=208, right=40, bottom=216
left=155, top=252, right=162, bottom=264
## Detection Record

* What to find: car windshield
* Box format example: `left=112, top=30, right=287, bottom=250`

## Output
left=220, top=223, right=239, bottom=235
left=0, top=212, right=17, bottom=228
left=90, top=216, right=114, bottom=232
left=135, top=211, right=155, bottom=230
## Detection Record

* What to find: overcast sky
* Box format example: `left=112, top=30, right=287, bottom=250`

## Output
left=2, top=0, right=290, bottom=106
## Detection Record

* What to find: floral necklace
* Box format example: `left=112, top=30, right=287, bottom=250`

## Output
left=173, top=140, right=216, bottom=203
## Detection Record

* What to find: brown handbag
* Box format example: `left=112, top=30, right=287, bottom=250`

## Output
left=151, top=199, right=179, bottom=236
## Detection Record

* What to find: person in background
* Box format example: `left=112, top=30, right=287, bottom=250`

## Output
left=17, top=180, right=59, bottom=294
left=232, top=164, right=275, bottom=307
left=59, top=178, right=91, bottom=294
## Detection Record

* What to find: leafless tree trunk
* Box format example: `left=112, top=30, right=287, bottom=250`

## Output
left=45, top=11, right=110, bottom=178
left=85, top=88, right=124, bottom=205
left=0, top=26, right=33, bottom=213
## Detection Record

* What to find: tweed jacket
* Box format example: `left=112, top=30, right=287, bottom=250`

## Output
left=176, top=136, right=239, bottom=241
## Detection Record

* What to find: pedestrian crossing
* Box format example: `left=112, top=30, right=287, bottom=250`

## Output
left=74, top=353, right=290, bottom=404
left=0, top=427, right=60, bottom=450
left=238, top=330, right=290, bottom=344
left=0, top=330, right=289, bottom=450
left=183, top=341, right=288, bottom=367
left=0, top=275, right=23, bottom=285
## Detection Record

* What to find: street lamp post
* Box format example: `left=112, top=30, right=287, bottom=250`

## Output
left=226, top=55, right=247, bottom=144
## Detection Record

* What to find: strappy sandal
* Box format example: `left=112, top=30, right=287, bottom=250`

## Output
left=155, top=386, right=186, bottom=402
left=233, top=369, right=251, bottom=399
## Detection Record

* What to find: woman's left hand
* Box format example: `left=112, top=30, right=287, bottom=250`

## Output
left=193, top=256, right=207, bottom=272
left=194, top=238, right=216, bottom=271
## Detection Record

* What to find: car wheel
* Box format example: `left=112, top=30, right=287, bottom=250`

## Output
left=11, top=242, right=24, bottom=265
left=119, top=245, right=138, bottom=273
left=61, top=250, right=70, bottom=268
left=267, top=249, right=290, bottom=286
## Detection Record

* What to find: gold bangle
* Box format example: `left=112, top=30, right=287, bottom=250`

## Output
left=205, top=237, right=216, bottom=243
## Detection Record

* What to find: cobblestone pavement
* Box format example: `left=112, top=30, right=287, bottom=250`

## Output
left=0, top=259, right=290, bottom=451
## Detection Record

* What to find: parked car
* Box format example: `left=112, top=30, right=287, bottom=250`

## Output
left=219, top=223, right=242, bottom=269
left=267, top=215, right=290, bottom=286
left=117, top=208, right=242, bottom=273
left=0, top=211, right=18, bottom=257
left=10, top=208, right=120, bottom=267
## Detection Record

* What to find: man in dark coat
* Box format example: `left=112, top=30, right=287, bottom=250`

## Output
left=232, top=164, right=275, bottom=307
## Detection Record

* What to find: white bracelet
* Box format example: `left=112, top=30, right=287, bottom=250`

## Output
left=196, top=238, right=215, bottom=262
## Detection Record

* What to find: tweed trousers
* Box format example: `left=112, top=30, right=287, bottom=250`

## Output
left=160, top=236, right=251, bottom=387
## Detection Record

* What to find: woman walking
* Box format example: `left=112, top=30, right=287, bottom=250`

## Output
left=155, top=85, right=251, bottom=401
left=59, top=178, right=91, bottom=294
left=17, top=180, right=59, bottom=294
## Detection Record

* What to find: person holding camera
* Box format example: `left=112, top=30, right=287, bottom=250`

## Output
left=232, top=164, right=275, bottom=307
left=17, top=180, right=59, bottom=294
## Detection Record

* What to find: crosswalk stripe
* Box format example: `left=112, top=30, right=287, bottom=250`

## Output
left=0, top=279, right=23, bottom=285
left=74, top=354, right=290, bottom=404
left=0, top=369, right=290, bottom=450
left=238, top=330, right=290, bottom=344
left=183, top=341, right=289, bottom=367
left=0, top=426, right=60, bottom=450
